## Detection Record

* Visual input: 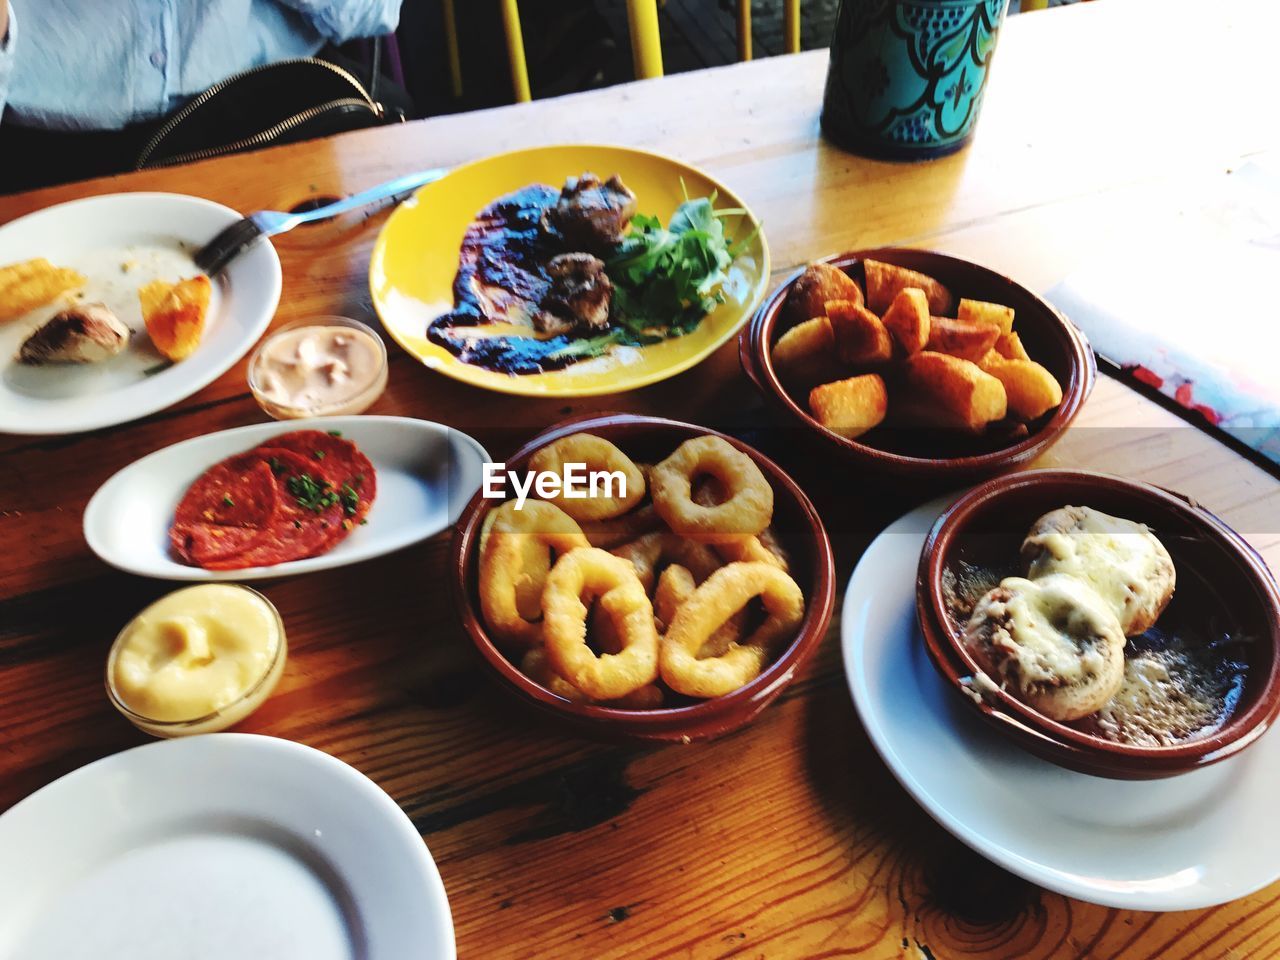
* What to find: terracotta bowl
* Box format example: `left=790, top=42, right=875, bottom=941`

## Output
left=917, top=469, right=1280, bottom=779
left=450, top=413, right=836, bottom=741
left=740, top=248, right=1097, bottom=482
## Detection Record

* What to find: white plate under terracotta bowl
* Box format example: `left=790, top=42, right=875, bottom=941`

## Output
left=842, top=495, right=1280, bottom=912
left=0, top=734, right=454, bottom=959
left=0, top=193, right=281, bottom=435
left=84, top=416, right=489, bottom=581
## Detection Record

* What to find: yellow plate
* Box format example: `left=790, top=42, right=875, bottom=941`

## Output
left=368, top=144, right=770, bottom=397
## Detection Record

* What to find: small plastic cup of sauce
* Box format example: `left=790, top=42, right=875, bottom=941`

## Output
left=248, top=316, right=389, bottom=420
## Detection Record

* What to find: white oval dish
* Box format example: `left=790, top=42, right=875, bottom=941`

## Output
left=0, top=734, right=455, bottom=960
left=0, top=192, right=281, bottom=436
left=842, top=495, right=1280, bottom=912
left=84, top=416, right=489, bottom=581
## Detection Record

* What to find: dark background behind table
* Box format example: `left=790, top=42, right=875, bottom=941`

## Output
left=399, top=0, right=1069, bottom=118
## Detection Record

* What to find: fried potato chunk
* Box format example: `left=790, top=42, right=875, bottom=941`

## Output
left=978, top=353, right=1063, bottom=420
left=140, top=275, right=212, bottom=361
left=772, top=316, right=841, bottom=388
left=880, top=287, right=930, bottom=355
left=784, top=262, right=863, bottom=323
left=898, top=351, right=1007, bottom=432
left=0, top=258, right=86, bottom=322
left=827, top=300, right=892, bottom=367
left=863, top=259, right=954, bottom=315
left=808, top=373, right=888, bottom=439
left=957, top=298, right=1015, bottom=335
left=925, top=316, right=1001, bottom=362
left=995, top=330, right=1030, bottom=361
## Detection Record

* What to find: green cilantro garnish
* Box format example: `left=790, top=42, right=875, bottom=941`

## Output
left=222, top=494, right=235, bottom=507
left=327, top=430, right=343, bottom=437
left=339, top=483, right=361, bottom=517
left=549, top=327, right=629, bottom=361
left=268, top=456, right=286, bottom=475
left=552, top=188, right=755, bottom=361
left=313, top=450, right=326, bottom=460
left=286, top=472, right=339, bottom=513
left=293, top=519, right=302, bottom=529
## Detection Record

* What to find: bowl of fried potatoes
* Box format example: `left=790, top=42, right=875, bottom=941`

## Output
left=450, top=413, right=836, bottom=741
left=740, top=249, right=1096, bottom=479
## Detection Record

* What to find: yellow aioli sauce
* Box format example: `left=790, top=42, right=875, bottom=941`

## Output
left=108, top=585, right=285, bottom=736
left=251, top=321, right=387, bottom=418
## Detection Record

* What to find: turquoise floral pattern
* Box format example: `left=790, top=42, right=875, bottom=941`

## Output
left=822, top=0, right=1010, bottom=159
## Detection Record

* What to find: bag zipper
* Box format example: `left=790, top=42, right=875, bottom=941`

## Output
left=141, top=97, right=380, bottom=169
left=136, top=57, right=380, bottom=169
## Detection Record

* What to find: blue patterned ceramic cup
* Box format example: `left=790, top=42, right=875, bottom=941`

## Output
left=821, top=0, right=1011, bottom=160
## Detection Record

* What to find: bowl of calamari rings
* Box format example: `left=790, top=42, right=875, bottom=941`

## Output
left=741, top=248, right=1096, bottom=481
left=451, top=413, right=836, bottom=741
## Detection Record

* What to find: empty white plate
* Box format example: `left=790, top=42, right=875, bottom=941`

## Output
left=842, top=496, right=1280, bottom=912
left=84, top=415, right=489, bottom=581
left=0, top=734, right=454, bottom=959
left=0, top=192, right=281, bottom=436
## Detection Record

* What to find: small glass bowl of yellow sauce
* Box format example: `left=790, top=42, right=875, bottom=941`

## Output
left=248, top=316, right=389, bottom=420
left=106, top=584, right=287, bottom=738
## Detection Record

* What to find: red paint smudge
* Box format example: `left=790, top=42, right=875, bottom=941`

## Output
left=1130, top=365, right=1164, bottom=389
left=1170, top=379, right=1223, bottom=425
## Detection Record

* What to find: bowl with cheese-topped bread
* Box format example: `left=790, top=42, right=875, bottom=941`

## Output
left=917, top=469, right=1280, bottom=779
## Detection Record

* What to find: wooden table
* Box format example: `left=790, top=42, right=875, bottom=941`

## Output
left=4, top=2, right=1280, bottom=956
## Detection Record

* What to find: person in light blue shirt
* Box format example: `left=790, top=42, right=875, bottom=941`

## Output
left=0, top=0, right=402, bottom=190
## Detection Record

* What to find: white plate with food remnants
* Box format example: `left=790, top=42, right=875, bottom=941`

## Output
left=0, top=192, right=281, bottom=435
left=842, top=496, right=1280, bottom=912
left=84, top=416, right=489, bottom=581
left=0, top=734, right=455, bottom=960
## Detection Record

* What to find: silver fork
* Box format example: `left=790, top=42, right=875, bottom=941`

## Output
left=194, top=167, right=449, bottom=275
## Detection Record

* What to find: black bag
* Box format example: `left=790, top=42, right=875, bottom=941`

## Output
left=135, top=56, right=401, bottom=170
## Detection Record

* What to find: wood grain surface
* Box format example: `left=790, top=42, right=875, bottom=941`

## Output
left=4, top=2, right=1280, bottom=957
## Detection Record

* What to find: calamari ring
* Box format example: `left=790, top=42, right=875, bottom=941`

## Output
left=651, top=436, right=773, bottom=543
left=480, top=501, right=588, bottom=649
left=653, top=563, right=745, bottom=658
left=528, top=434, right=645, bottom=522
left=520, top=647, right=589, bottom=701
left=581, top=502, right=663, bottom=549
left=521, top=647, right=665, bottom=709
left=480, top=508, right=550, bottom=620
left=611, top=530, right=722, bottom=592
left=661, top=562, right=804, bottom=698
left=542, top=547, right=659, bottom=700
left=713, top=529, right=789, bottom=571
left=692, top=476, right=788, bottom=571
left=611, top=684, right=664, bottom=709
left=652, top=563, right=696, bottom=631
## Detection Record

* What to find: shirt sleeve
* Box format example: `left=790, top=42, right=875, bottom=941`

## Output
left=0, top=4, right=15, bottom=120
left=272, top=0, right=401, bottom=43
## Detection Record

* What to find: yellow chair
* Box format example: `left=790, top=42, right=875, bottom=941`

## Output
left=627, top=0, right=665, bottom=80
left=442, top=0, right=464, bottom=98
left=738, top=0, right=803, bottom=62
left=445, top=0, right=803, bottom=103
left=501, top=0, right=533, bottom=102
